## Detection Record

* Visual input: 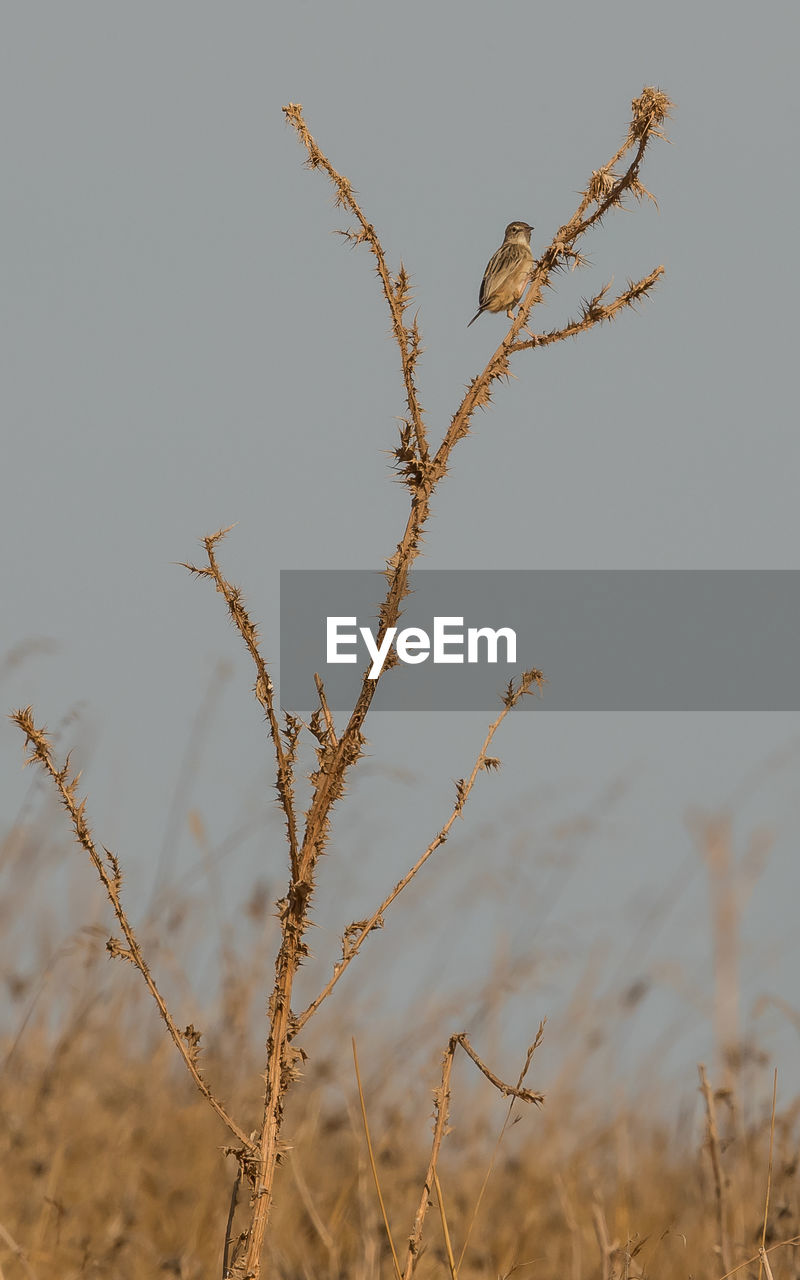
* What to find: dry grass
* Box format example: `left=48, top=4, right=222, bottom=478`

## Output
left=2, top=972, right=800, bottom=1280
left=2, top=801, right=800, bottom=1280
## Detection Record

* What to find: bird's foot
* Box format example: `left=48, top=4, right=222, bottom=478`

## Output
left=509, top=307, right=539, bottom=343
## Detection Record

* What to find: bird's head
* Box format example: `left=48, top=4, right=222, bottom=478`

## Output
left=503, top=221, right=534, bottom=244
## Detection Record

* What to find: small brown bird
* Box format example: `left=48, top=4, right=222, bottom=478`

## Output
left=468, top=221, right=534, bottom=327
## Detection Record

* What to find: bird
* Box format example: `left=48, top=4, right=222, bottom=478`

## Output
left=468, top=221, right=534, bottom=327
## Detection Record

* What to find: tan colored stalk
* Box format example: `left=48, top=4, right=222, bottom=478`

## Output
left=699, top=1063, right=731, bottom=1276
left=10, top=708, right=251, bottom=1151
left=758, top=1070, right=779, bottom=1280
left=404, top=1034, right=542, bottom=1280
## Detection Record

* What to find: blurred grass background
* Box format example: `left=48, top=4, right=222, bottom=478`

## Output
left=2, top=739, right=799, bottom=1280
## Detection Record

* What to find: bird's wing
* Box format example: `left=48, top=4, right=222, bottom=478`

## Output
left=479, top=243, right=528, bottom=307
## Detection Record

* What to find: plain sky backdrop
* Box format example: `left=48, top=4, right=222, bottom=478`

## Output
left=2, top=3, right=799, bottom=1102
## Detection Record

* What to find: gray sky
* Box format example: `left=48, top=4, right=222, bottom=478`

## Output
left=2, top=3, right=799, bottom=1099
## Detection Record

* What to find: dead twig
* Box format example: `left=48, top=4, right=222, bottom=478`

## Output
left=283, top=102, right=429, bottom=466
left=510, top=267, right=664, bottom=352
left=9, top=707, right=251, bottom=1150
left=182, top=527, right=300, bottom=883
left=457, top=1024, right=546, bottom=1272
left=404, top=1032, right=544, bottom=1279
left=295, top=668, right=544, bottom=1031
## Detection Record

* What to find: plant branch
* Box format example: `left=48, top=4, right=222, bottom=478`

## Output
left=404, top=1036, right=457, bottom=1280
left=314, top=673, right=339, bottom=747
left=272, top=89, right=671, bottom=914
left=438, top=88, right=671, bottom=467
left=182, top=527, right=300, bottom=882
left=283, top=103, right=429, bottom=466
left=452, top=1033, right=544, bottom=1106
left=457, top=1024, right=546, bottom=1272
left=214, top=93, right=670, bottom=1277
left=510, top=267, right=664, bottom=352
left=9, top=706, right=252, bottom=1149
left=294, top=668, right=543, bottom=1032
left=717, top=1236, right=800, bottom=1280
left=404, top=1032, right=543, bottom=1279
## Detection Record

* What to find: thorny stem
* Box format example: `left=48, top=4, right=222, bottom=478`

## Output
left=282, top=86, right=670, bottom=871
left=404, top=1038, right=457, bottom=1280
left=240, top=95, right=669, bottom=1279
left=440, top=88, right=670, bottom=467
left=9, top=707, right=252, bottom=1149
left=13, top=86, right=671, bottom=1280
left=510, top=267, right=665, bottom=353
left=294, top=668, right=543, bottom=1032
left=237, top=667, right=543, bottom=1275
left=282, top=103, right=429, bottom=467
left=404, top=1034, right=543, bottom=1280
left=183, top=528, right=301, bottom=882
left=281, top=85, right=671, bottom=907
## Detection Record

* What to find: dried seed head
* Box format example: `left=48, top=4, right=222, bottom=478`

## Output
left=629, top=86, right=673, bottom=142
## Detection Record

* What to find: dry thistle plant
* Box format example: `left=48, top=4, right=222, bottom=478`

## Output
left=11, top=87, right=671, bottom=1278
